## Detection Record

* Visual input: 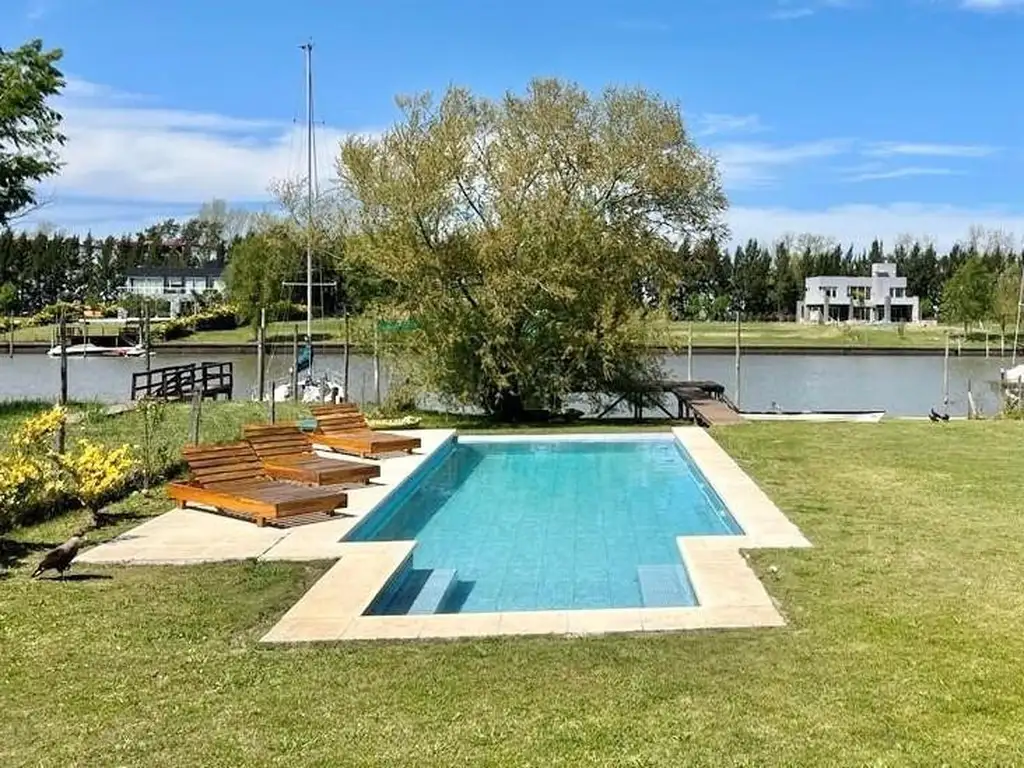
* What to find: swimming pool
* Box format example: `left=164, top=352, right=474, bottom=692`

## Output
left=349, top=435, right=742, bottom=615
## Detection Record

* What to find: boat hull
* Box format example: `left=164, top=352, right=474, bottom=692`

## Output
left=742, top=410, right=886, bottom=423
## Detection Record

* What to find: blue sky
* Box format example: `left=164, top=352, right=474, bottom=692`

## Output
left=6, top=0, right=1024, bottom=248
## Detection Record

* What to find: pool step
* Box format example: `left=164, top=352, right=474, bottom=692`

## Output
left=408, top=568, right=459, bottom=615
left=637, top=564, right=696, bottom=608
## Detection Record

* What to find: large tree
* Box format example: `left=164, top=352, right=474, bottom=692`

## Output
left=0, top=39, right=65, bottom=227
left=339, top=79, right=726, bottom=419
left=941, top=255, right=993, bottom=332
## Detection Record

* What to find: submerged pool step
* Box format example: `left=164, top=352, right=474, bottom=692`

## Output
left=408, top=568, right=459, bottom=615
left=637, top=564, right=695, bottom=608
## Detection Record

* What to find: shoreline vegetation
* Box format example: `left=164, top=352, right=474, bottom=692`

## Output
left=5, top=319, right=1021, bottom=354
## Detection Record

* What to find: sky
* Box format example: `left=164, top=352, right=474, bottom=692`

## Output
left=5, top=0, right=1024, bottom=249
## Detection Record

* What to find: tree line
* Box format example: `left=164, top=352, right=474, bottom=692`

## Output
left=3, top=219, right=1021, bottom=334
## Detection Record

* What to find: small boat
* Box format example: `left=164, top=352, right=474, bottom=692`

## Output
left=47, top=343, right=151, bottom=358
left=742, top=409, right=886, bottom=423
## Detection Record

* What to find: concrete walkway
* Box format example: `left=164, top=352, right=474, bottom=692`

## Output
left=78, top=429, right=455, bottom=565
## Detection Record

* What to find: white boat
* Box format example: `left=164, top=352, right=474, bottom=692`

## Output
left=742, top=410, right=886, bottom=423
left=1000, top=364, right=1024, bottom=385
left=47, top=343, right=151, bottom=358
left=271, top=373, right=346, bottom=403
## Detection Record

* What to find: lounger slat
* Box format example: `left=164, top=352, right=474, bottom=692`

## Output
left=243, top=422, right=381, bottom=486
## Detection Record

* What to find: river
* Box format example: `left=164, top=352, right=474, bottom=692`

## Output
left=0, top=350, right=1011, bottom=417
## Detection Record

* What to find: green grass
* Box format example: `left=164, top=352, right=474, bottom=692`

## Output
left=3, top=420, right=1024, bottom=765
left=11, top=316, right=1013, bottom=350
left=660, top=320, right=1010, bottom=349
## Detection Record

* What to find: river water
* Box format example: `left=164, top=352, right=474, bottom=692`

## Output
left=0, top=350, right=1010, bottom=417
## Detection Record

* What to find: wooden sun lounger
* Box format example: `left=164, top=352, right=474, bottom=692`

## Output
left=309, top=404, right=422, bottom=459
left=243, top=423, right=381, bottom=486
left=167, top=442, right=347, bottom=527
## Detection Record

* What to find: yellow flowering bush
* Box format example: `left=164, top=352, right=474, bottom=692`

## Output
left=60, top=440, right=139, bottom=511
left=0, top=406, right=138, bottom=531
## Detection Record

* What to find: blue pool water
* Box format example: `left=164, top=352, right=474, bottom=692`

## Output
left=350, top=436, right=742, bottom=614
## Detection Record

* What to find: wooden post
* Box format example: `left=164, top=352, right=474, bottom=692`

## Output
left=269, top=381, right=276, bottom=423
left=82, top=320, right=88, bottom=358
left=734, top=311, right=742, bottom=410
left=57, top=310, right=68, bottom=454
left=256, top=307, right=266, bottom=401
left=373, top=314, right=381, bottom=405
left=343, top=307, right=351, bottom=402
left=188, top=390, right=202, bottom=445
left=7, top=312, right=13, bottom=358
left=943, top=332, right=950, bottom=415
left=985, top=330, right=990, bottom=359
left=292, top=324, right=300, bottom=403
left=687, top=321, right=693, bottom=381
left=143, top=301, right=151, bottom=372
left=1001, top=334, right=1006, bottom=358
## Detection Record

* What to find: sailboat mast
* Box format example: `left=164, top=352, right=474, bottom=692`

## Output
left=302, top=41, right=314, bottom=350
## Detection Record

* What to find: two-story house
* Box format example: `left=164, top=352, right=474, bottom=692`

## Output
left=123, top=265, right=226, bottom=317
left=797, top=263, right=920, bottom=323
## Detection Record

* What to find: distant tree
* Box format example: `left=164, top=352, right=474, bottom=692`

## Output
left=941, top=256, right=993, bottom=332
left=991, top=262, right=1022, bottom=336
left=0, top=281, right=17, bottom=314
left=339, top=79, right=726, bottom=419
left=771, top=241, right=801, bottom=319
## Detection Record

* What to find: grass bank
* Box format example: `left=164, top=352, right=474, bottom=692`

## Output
left=2, top=420, right=1024, bottom=765
left=11, top=317, right=1014, bottom=351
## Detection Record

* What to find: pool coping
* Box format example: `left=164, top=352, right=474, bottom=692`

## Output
left=260, top=427, right=812, bottom=644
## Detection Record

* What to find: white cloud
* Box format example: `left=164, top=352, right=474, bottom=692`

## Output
left=729, top=203, right=1024, bottom=250
left=845, top=166, right=962, bottom=182
left=959, top=0, right=1024, bottom=10
left=696, top=113, right=766, bottom=136
left=37, top=77, right=373, bottom=206
left=711, top=139, right=851, bottom=187
left=863, top=141, right=998, bottom=158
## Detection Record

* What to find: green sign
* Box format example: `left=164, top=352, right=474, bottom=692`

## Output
left=377, top=319, right=419, bottom=332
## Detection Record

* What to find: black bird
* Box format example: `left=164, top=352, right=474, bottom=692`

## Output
left=929, top=408, right=950, bottom=423
left=31, top=533, right=86, bottom=580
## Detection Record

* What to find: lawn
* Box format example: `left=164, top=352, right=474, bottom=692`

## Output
left=2, top=419, right=1024, bottom=766
left=11, top=316, right=1013, bottom=351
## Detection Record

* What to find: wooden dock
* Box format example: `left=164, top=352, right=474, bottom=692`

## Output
left=597, top=379, right=745, bottom=426
left=131, top=362, right=233, bottom=402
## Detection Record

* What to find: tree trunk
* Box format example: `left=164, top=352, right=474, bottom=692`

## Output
left=494, top=387, right=525, bottom=422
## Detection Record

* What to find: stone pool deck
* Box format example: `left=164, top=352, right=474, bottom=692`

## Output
left=78, top=429, right=456, bottom=565
left=80, top=426, right=812, bottom=643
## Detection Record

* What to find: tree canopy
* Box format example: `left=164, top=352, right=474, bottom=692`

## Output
left=941, top=255, right=993, bottom=331
left=0, top=39, right=65, bottom=227
left=339, top=78, right=727, bottom=418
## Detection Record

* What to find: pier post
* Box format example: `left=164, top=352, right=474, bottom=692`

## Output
left=734, top=311, right=742, bottom=409
left=292, top=325, right=300, bottom=403
left=343, top=307, right=351, bottom=402
left=143, top=301, right=151, bottom=373
left=269, top=381, right=276, bottom=423
left=943, top=332, right=950, bottom=415
left=7, top=312, right=12, bottom=358
left=687, top=321, right=693, bottom=380
left=56, top=310, right=68, bottom=454
left=373, top=313, right=381, bottom=405
left=256, top=308, right=266, bottom=401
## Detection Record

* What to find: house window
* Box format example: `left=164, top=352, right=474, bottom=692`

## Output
left=848, top=286, right=871, bottom=301
left=890, top=287, right=905, bottom=298
left=823, top=286, right=838, bottom=299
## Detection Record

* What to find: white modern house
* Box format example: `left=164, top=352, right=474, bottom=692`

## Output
left=123, top=265, right=226, bottom=317
left=797, top=262, right=920, bottom=323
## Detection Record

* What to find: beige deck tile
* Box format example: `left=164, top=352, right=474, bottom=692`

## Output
left=417, top=613, right=503, bottom=639
left=497, top=610, right=570, bottom=636
left=639, top=608, right=708, bottom=632
left=341, top=616, right=425, bottom=640
left=566, top=608, right=645, bottom=636
left=702, top=605, right=787, bottom=629
left=262, top=617, right=354, bottom=643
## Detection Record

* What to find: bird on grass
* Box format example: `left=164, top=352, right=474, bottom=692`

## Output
left=31, top=532, right=87, bottom=580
